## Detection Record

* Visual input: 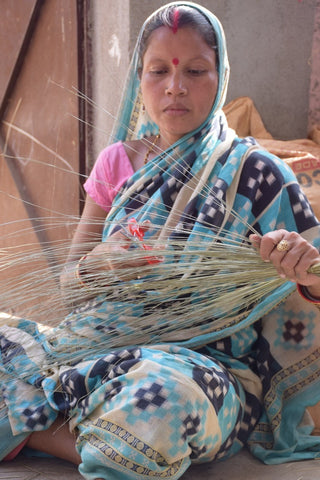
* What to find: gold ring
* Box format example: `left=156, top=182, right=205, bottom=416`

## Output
left=276, top=239, right=289, bottom=252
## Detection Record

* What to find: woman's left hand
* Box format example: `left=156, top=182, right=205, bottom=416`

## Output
left=250, top=229, right=320, bottom=297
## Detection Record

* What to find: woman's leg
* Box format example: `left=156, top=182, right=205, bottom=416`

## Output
left=75, top=347, right=251, bottom=480
left=26, top=414, right=81, bottom=465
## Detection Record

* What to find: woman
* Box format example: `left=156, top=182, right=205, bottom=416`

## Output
left=1, top=2, right=320, bottom=479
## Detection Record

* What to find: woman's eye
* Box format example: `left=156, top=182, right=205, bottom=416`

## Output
left=150, top=69, right=167, bottom=75
left=188, top=69, right=206, bottom=76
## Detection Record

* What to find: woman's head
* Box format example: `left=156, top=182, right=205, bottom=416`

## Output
left=113, top=2, right=229, bottom=145
left=138, top=3, right=224, bottom=146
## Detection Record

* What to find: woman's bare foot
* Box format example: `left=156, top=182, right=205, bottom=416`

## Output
left=26, top=414, right=81, bottom=465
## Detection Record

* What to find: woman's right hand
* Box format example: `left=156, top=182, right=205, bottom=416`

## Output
left=85, top=229, right=152, bottom=275
left=83, top=221, right=163, bottom=282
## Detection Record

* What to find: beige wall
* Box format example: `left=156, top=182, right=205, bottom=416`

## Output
left=89, top=0, right=318, bottom=163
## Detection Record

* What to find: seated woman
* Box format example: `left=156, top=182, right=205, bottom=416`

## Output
left=1, top=2, right=320, bottom=479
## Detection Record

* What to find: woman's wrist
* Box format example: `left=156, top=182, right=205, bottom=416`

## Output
left=305, top=284, right=320, bottom=301
left=60, top=256, right=95, bottom=297
left=75, top=254, right=92, bottom=289
left=296, top=283, right=320, bottom=307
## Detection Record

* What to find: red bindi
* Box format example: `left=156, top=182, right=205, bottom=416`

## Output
left=172, top=57, right=179, bottom=66
left=172, top=9, right=179, bottom=34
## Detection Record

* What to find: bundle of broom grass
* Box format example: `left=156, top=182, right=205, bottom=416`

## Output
left=1, top=209, right=320, bottom=363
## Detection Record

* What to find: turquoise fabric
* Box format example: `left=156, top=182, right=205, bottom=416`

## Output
left=0, top=387, right=29, bottom=460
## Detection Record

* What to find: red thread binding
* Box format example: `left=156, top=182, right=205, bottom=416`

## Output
left=128, top=218, right=162, bottom=264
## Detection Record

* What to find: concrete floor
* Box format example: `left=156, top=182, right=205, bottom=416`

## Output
left=1, top=450, right=320, bottom=480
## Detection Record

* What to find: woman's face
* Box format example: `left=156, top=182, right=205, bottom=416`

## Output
left=140, top=25, right=218, bottom=146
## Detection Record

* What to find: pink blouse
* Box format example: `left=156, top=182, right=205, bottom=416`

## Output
left=84, top=142, right=134, bottom=212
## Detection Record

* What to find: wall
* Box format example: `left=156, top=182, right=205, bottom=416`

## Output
left=89, top=0, right=130, bottom=164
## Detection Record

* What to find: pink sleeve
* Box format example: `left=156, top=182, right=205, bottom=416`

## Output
left=84, top=142, right=134, bottom=212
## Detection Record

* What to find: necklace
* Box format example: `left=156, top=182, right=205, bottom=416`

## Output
left=143, top=133, right=160, bottom=165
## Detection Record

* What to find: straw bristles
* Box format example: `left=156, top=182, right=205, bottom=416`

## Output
left=3, top=217, right=319, bottom=363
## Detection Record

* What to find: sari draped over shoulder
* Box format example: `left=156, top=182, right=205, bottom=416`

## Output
left=1, top=2, right=320, bottom=478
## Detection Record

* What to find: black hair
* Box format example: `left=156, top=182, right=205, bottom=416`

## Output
left=138, top=5, right=218, bottom=66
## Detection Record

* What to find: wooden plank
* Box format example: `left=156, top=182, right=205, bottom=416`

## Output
left=0, top=0, right=43, bottom=117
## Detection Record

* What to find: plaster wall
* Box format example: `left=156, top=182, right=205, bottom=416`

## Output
left=90, top=0, right=130, bottom=162
left=90, top=0, right=318, bottom=160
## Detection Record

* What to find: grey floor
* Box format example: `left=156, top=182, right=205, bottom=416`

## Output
left=1, top=450, right=320, bottom=480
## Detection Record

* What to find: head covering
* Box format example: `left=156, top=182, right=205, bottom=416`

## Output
left=112, top=1, right=230, bottom=144
left=107, top=2, right=237, bottom=230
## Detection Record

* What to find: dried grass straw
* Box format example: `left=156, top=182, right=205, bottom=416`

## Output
left=1, top=214, right=320, bottom=361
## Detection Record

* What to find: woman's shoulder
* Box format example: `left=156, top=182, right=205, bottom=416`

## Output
left=84, top=141, right=135, bottom=211
left=97, top=139, right=145, bottom=172
left=93, top=141, right=133, bottom=177
left=86, top=141, right=134, bottom=187
left=97, top=141, right=129, bottom=164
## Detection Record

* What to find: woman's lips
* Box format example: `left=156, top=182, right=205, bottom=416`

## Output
left=163, top=104, right=189, bottom=116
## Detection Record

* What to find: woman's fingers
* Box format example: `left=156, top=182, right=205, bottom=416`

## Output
left=87, top=220, right=163, bottom=277
left=250, top=230, right=320, bottom=286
